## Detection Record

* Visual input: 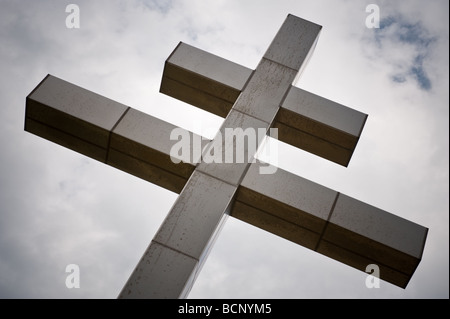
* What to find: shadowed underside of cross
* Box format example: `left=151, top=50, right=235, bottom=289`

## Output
left=24, top=14, right=428, bottom=298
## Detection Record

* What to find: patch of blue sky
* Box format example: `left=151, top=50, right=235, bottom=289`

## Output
left=375, top=15, right=435, bottom=91
left=141, top=0, right=174, bottom=14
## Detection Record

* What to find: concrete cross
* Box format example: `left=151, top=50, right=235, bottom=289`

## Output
left=25, top=14, right=428, bottom=298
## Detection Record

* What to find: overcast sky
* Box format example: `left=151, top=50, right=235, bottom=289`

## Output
left=0, top=0, right=448, bottom=299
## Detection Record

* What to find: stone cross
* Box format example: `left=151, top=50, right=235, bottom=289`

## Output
left=25, top=14, right=428, bottom=298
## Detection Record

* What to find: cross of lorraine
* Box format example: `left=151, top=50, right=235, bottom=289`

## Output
left=25, top=14, right=428, bottom=298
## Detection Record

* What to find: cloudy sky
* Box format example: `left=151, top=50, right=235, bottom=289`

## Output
left=0, top=0, right=448, bottom=299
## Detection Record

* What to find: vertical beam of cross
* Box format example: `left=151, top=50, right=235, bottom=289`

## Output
left=117, top=15, right=322, bottom=298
